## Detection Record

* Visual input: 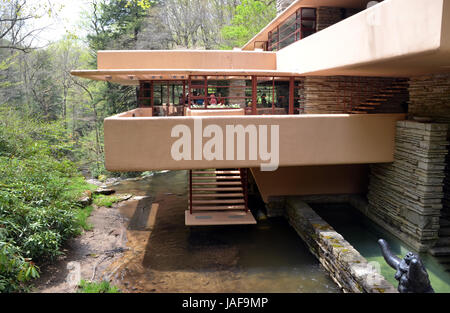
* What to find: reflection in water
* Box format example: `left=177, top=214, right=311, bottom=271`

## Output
left=111, top=171, right=339, bottom=293
left=313, top=203, right=450, bottom=293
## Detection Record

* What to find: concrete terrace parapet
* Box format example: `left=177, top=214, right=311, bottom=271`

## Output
left=285, top=197, right=397, bottom=293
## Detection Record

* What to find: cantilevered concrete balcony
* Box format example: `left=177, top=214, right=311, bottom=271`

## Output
left=104, top=111, right=404, bottom=172
left=274, top=0, right=450, bottom=77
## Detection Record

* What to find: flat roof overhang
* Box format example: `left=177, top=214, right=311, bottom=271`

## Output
left=242, top=0, right=374, bottom=51
left=71, top=0, right=450, bottom=82
left=70, top=69, right=300, bottom=86
left=97, top=50, right=276, bottom=70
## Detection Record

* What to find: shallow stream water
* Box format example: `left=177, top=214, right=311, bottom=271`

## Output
left=110, top=171, right=339, bottom=293
left=313, top=203, right=450, bottom=293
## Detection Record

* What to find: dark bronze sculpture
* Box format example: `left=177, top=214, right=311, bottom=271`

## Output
left=378, top=239, right=434, bottom=293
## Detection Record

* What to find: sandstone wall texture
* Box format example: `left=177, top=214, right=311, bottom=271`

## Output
left=302, top=76, right=407, bottom=114
left=367, top=121, right=449, bottom=252
left=409, top=74, right=450, bottom=219
left=229, top=79, right=247, bottom=107
left=317, top=7, right=343, bottom=31
left=285, top=198, right=397, bottom=293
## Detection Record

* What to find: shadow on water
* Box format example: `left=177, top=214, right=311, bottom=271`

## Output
left=313, top=203, right=450, bottom=293
left=113, top=171, right=340, bottom=293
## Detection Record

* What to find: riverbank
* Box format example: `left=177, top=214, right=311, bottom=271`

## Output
left=34, top=171, right=340, bottom=293
left=33, top=199, right=129, bottom=292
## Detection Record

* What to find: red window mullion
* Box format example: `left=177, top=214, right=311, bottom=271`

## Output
left=272, top=77, right=275, bottom=115
left=188, top=76, right=192, bottom=109
left=204, top=76, right=208, bottom=108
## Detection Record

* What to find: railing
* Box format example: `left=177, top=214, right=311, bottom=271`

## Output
left=187, top=168, right=249, bottom=215
left=240, top=168, right=249, bottom=213
left=189, top=170, right=193, bottom=214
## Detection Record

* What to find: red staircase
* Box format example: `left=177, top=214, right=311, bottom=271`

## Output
left=185, top=169, right=256, bottom=226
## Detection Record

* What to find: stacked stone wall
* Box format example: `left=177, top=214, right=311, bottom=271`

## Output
left=317, top=7, right=343, bottom=31
left=285, top=198, right=397, bottom=293
left=303, top=76, right=403, bottom=114
left=409, top=74, right=450, bottom=218
left=367, top=121, right=449, bottom=252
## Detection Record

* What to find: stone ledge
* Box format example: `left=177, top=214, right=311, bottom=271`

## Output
left=285, top=197, right=397, bottom=293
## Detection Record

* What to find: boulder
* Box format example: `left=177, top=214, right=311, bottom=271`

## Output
left=94, top=188, right=116, bottom=196
left=78, top=190, right=93, bottom=207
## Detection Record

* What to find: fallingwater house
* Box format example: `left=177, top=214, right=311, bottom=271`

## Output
left=72, top=0, right=450, bottom=292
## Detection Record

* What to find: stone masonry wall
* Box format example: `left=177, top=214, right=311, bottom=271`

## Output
left=367, top=121, right=449, bottom=252
left=303, top=76, right=405, bottom=114
left=409, top=74, right=450, bottom=219
left=317, top=7, right=362, bottom=32
left=317, top=7, right=343, bottom=32
left=229, top=80, right=247, bottom=108
left=285, top=198, right=397, bottom=293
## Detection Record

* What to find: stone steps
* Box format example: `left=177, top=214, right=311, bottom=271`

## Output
left=368, top=121, right=449, bottom=251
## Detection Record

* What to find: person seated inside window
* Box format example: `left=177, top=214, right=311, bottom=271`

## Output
left=261, top=93, right=268, bottom=107
left=209, top=94, right=217, bottom=105
left=217, top=93, right=224, bottom=105
left=178, top=93, right=185, bottom=106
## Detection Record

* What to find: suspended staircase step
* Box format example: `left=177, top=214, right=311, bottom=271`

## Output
left=187, top=168, right=250, bottom=226
left=192, top=187, right=243, bottom=192
left=192, top=181, right=242, bottom=186
left=192, top=193, right=245, bottom=198
left=191, top=205, right=246, bottom=211
left=185, top=210, right=256, bottom=226
left=192, top=170, right=240, bottom=175
left=191, top=199, right=245, bottom=205
left=192, top=176, right=241, bottom=180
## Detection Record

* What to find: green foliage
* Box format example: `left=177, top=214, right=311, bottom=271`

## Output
left=93, top=195, right=121, bottom=208
left=64, top=177, right=98, bottom=200
left=0, top=110, right=94, bottom=292
left=87, top=0, right=150, bottom=51
left=221, top=0, right=276, bottom=49
left=78, top=280, right=120, bottom=293
left=74, top=206, right=95, bottom=232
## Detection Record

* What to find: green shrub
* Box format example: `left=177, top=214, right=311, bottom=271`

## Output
left=78, top=280, right=120, bottom=293
left=0, top=111, right=95, bottom=292
left=74, top=206, right=95, bottom=232
left=93, top=194, right=121, bottom=208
